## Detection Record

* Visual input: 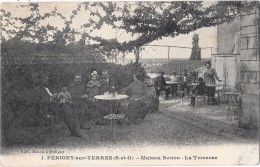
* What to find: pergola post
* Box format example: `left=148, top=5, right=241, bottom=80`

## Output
left=167, top=46, right=170, bottom=75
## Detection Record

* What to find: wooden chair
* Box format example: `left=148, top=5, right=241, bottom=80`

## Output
left=215, top=85, right=225, bottom=104
left=144, top=78, right=155, bottom=87
left=196, top=94, right=206, bottom=103
left=224, top=92, right=241, bottom=124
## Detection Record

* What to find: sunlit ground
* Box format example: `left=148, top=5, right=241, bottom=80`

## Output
left=2, top=95, right=258, bottom=152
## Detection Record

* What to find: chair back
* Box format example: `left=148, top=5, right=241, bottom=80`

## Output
left=144, top=78, right=155, bottom=86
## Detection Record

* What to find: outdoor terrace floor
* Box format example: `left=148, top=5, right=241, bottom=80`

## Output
left=1, top=96, right=258, bottom=152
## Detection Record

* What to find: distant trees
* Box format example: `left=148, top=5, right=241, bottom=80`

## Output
left=1, top=38, right=104, bottom=63
left=190, top=33, right=201, bottom=60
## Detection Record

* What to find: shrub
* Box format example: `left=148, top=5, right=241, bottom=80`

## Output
left=1, top=62, right=146, bottom=128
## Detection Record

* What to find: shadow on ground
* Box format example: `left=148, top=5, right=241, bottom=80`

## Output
left=1, top=97, right=258, bottom=152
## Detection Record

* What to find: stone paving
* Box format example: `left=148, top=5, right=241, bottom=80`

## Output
left=159, top=97, right=258, bottom=142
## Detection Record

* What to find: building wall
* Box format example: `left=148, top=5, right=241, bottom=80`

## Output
left=217, top=16, right=240, bottom=54
left=212, top=54, right=239, bottom=91
left=239, top=2, right=259, bottom=129
left=214, top=2, right=259, bottom=129
left=213, top=16, right=241, bottom=91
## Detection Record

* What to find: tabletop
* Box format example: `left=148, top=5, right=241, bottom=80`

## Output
left=166, top=81, right=181, bottom=84
left=206, top=84, right=228, bottom=87
left=94, top=94, right=129, bottom=100
left=188, top=83, right=198, bottom=86
left=224, top=91, right=241, bottom=96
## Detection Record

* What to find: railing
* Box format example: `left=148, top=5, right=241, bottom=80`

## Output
left=145, top=59, right=210, bottom=75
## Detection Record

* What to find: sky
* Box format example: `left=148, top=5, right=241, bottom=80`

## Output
left=139, top=27, right=215, bottom=60
left=123, top=26, right=215, bottom=63
left=1, top=1, right=217, bottom=60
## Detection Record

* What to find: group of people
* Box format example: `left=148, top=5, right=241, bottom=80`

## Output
left=35, top=69, right=118, bottom=138
left=35, top=61, right=220, bottom=138
left=36, top=69, right=156, bottom=138
left=153, top=69, right=194, bottom=100
left=153, top=61, right=221, bottom=105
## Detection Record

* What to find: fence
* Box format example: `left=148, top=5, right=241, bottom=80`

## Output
left=144, top=59, right=209, bottom=75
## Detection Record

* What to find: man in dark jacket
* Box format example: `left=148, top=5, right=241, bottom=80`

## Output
left=34, top=74, right=82, bottom=137
left=154, top=71, right=170, bottom=100
left=68, top=74, right=89, bottom=130
left=98, top=70, right=120, bottom=116
left=180, top=69, right=192, bottom=98
left=99, top=70, right=119, bottom=94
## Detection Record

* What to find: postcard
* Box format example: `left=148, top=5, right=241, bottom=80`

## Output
left=1, top=0, right=259, bottom=166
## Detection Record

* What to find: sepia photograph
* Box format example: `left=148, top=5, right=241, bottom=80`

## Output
left=0, top=0, right=259, bottom=166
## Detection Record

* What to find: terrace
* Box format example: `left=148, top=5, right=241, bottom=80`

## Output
left=1, top=95, right=257, bottom=150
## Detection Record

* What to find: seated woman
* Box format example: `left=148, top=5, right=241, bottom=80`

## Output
left=190, top=77, right=206, bottom=105
left=121, top=73, right=155, bottom=125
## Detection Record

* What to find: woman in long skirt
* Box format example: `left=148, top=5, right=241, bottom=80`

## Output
left=203, top=62, right=222, bottom=104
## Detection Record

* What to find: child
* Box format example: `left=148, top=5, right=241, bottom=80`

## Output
left=191, top=77, right=206, bottom=105
left=86, top=72, right=101, bottom=98
left=57, top=86, right=72, bottom=106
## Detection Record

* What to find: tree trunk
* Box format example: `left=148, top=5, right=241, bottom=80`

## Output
left=134, top=46, right=140, bottom=63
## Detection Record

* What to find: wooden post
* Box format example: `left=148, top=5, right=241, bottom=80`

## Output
left=167, top=46, right=170, bottom=75
left=122, top=52, right=125, bottom=65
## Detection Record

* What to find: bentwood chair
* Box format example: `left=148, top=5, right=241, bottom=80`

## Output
left=224, top=92, right=241, bottom=124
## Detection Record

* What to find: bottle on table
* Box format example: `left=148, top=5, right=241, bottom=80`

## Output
left=111, top=83, right=116, bottom=97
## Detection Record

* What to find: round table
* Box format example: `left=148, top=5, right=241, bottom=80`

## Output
left=166, top=81, right=181, bottom=97
left=166, top=81, right=181, bottom=85
left=188, top=83, right=198, bottom=86
left=206, top=84, right=228, bottom=87
left=94, top=94, right=128, bottom=101
left=94, top=94, right=129, bottom=140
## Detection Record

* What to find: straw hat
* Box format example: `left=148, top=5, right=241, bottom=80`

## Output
left=91, top=71, right=98, bottom=76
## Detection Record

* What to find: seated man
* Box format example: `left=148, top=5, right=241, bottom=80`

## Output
left=154, top=71, right=170, bottom=100
left=190, top=77, right=206, bottom=105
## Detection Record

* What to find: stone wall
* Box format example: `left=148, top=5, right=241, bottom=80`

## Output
left=214, top=2, right=259, bottom=129
left=217, top=16, right=240, bottom=54
left=239, top=2, right=260, bottom=129
left=213, top=14, right=241, bottom=91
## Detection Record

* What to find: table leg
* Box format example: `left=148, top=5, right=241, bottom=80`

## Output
left=230, top=95, right=234, bottom=106
left=109, top=100, right=119, bottom=141
left=217, top=91, right=220, bottom=105
left=231, top=95, right=237, bottom=125
left=113, top=120, right=116, bottom=140
left=233, top=95, right=239, bottom=106
left=227, top=107, right=231, bottom=120
left=232, top=109, right=235, bottom=125
left=110, top=100, right=113, bottom=114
